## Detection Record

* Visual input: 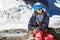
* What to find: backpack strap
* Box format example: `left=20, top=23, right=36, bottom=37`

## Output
left=42, top=12, right=47, bottom=22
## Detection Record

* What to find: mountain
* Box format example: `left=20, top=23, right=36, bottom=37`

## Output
left=0, top=0, right=60, bottom=31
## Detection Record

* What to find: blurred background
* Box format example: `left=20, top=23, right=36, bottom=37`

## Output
left=0, top=0, right=60, bottom=30
left=0, top=0, right=60, bottom=40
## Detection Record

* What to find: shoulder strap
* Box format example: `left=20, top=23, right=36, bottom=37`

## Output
left=44, top=13, right=47, bottom=19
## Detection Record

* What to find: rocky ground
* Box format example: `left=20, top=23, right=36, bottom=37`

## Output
left=0, top=28, right=60, bottom=40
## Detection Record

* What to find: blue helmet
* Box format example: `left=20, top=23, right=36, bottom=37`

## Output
left=33, top=3, right=43, bottom=11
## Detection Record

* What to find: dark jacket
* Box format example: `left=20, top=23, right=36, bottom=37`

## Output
left=28, top=11, right=49, bottom=30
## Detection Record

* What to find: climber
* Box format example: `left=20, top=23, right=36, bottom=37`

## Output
left=28, top=2, right=54, bottom=40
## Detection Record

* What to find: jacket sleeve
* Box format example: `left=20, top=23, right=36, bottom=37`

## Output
left=38, top=13, right=49, bottom=30
left=28, top=15, right=36, bottom=30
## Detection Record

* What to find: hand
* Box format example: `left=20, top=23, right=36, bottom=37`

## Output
left=33, top=28, right=38, bottom=34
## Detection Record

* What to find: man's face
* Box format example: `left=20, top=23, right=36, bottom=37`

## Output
left=36, top=8, right=43, bottom=14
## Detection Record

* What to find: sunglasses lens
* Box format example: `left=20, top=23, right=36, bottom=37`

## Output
left=38, top=8, right=42, bottom=10
left=38, top=9, right=41, bottom=10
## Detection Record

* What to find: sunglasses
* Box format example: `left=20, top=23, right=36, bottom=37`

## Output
left=38, top=8, right=42, bottom=10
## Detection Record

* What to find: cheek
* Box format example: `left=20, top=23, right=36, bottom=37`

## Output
left=39, top=10, right=42, bottom=12
left=36, top=10, right=42, bottom=13
left=37, top=11, right=40, bottom=13
left=38, top=10, right=42, bottom=13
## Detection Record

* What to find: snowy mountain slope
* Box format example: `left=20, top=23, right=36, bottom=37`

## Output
left=0, top=0, right=60, bottom=31
left=49, top=15, right=60, bottom=28
left=0, top=0, right=33, bottom=31
left=54, top=3, right=60, bottom=8
left=47, top=0, right=60, bottom=28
